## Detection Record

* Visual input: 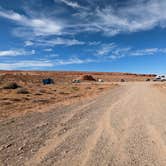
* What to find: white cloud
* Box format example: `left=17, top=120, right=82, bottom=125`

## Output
left=0, top=60, right=54, bottom=70
left=25, top=41, right=34, bottom=46
left=88, top=41, right=101, bottom=45
left=0, top=9, right=24, bottom=21
left=70, top=0, right=166, bottom=36
left=0, top=8, right=62, bottom=36
left=99, top=1, right=166, bottom=35
left=0, top=57, right=94, bottom=70
left=47, top=54, right=59, bottom=57
left=1, top=1, right=166, bottom=38
left=34, top=38, right=85, bottom=46
left=44, top=48, right=53, bottom=52
left=95, top=42, right=166, bottom=59
left=0, top=49, right=35, bottom=57
left=96, top=43, right=116, bottom=56
left=59, top=0, right=81, bottom=8
left=54, top=57, right=95, bottom=65
left=111, top=47, right=166, bottom=59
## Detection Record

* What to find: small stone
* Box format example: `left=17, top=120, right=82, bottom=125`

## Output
left=18, top=146, right=24, bottom=151
left=0, top=146, right=4, bottom=151
left=64, top=150, right=69, bottom=154
left=5, top=143, right=12, bottom=148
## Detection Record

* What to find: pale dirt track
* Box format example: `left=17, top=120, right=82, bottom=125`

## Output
left=1, top=82, right=166, bottom=166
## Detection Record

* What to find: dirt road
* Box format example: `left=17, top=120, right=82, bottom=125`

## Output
left=1, top=82, right=166, bottom=166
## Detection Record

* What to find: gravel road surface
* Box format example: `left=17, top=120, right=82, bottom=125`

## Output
left=1, top=82, right=166, bottom=166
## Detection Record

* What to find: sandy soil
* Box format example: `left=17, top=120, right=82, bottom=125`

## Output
left=1, top=82, right=166, bottom=166
left=0, top=71, right=155, bottom=83
left=0, top=82, right=115, bottom=120
left=0, top=71, right=153, bottom=120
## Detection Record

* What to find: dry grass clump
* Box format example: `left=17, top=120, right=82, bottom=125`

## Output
left=3, top=82, right=20, bottom=89
left=16, top=88, right=29, bottom=94
left=72, top=87, right=80, bottom=91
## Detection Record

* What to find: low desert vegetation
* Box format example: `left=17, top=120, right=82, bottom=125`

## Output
left=16, top=88, right=29, bottom=94
left=121, top=79, right=125, bottom=82
left=0, top=74, right=118, bottom=120
left=81, top=75, right=96, bottom=81
left=3, top=82, right=20, bottom=89
left=71, top=86, right=80, bottom=91
left=0, top=71, right=154, bottom=120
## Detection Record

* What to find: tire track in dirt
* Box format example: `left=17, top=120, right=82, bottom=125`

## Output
left=25, top=100, right=98, bottom=166
left=2, top=83, right=166, bottom=166
left=25, top=85, right=131, bottom=166
left=83, top=85, right=138, bottom=166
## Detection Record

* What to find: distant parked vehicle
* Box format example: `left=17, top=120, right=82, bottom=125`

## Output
left=98, top=79, right=104, bottom=82
left=42, top=78, right=54, bottom=85
left=161, top=77, right=166, bottom=82
left=153, top=75, right=166, bottom=82
left=72, top=79, right=80, bottom=83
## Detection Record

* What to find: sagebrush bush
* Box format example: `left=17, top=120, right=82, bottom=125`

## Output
left=16, top=88, right=29, bottom=94
left=72, top=87, right=79, bottom=91
left=3, top=82, right=20, bottom=89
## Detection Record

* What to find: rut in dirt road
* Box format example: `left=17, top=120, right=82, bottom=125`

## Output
left=1, top=83, right=166, bottom=166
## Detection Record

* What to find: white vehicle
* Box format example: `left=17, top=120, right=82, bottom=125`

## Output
left=98, top=79, right=104, bottom=82
left=153, top=75, right=166, bottom=81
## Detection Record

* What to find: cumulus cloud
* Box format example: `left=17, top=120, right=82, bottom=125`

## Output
left=0, top=49, right=35, bottom=57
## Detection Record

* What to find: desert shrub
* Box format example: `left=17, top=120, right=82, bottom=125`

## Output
left=16, top=88, right=29, bottom=94
left=82, top=75, right=96, bottom=81
left=3, top=82, right=20, bottom=89
left=72, top=87, right=80, bottom=91
left=85, top=86, right=92, bottom=90
left=39, top=89, right=47, bottom=93
left=35, top=93, right=43, bottom=96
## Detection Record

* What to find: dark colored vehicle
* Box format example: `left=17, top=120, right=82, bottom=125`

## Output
left=146, top=78, right=151, bottom=81
left=42, top=78, right=54, bottom=85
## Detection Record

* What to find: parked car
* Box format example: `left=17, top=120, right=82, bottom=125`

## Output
left=161, top=77, right=166, bottom=82
left=72, top=79, right=81, bottom=83
left=153, top=75, right=166, bottom=82
left=42, top=78, right=54, bottom=85
left=98, top=79, right=104, bottom=82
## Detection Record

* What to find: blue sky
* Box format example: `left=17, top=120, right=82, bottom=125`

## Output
left=0, top=0, right=166, bottom=73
